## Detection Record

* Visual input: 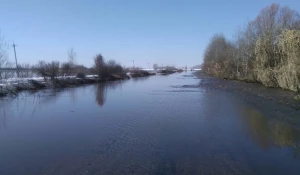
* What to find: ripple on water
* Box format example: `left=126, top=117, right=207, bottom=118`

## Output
left=1, top=72, right=300, bottom=175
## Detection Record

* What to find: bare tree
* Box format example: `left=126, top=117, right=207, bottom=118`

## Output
left=68, top=48, right=76, bottom=67
left=0, top=31, right=10, bottom=81
left=68, top=48, right=76, bottom=75
left=48, top=61, right=60, bottom=80
left=37, top=61, right=47, bottom=79
left=61, top=62, right=72, bottom=76
left=36, top=61, right=60, bottom=80
left=18, top=63, right=32, bottom=78
left=203, top=34, right=236, bottom=78
left=106, top=59, right=123, bottom=74
left=233, top=26, right=257, bottom=80
left=94, top=54, right=105, bottom=80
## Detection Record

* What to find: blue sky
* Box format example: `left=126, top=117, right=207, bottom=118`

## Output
left=0, top=0, right=299, bottom=68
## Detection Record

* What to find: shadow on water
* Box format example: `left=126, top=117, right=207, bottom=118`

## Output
left=240, top=106, right=300, bottom=156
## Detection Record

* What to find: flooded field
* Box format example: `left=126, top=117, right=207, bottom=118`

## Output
left=0, top=72, right=300, bottom=175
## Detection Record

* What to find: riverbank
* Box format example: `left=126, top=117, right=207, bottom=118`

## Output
left=128, top=69, right=156, bottom=78
left=0, top=74, right=130, bottom=97
left=193, top=71, right=300, bottom=127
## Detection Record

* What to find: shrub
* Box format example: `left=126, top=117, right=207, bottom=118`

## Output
left=36, top=61, right=60, bottom=80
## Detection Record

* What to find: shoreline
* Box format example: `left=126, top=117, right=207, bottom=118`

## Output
left=0, top=72, right=160, bottom=98
left=194, top=71, right=300, bottom=108
left=0, top=77, right=96, bottom=97
left=0, top=75, right=127, bottom=98
left=193, top=71, right=300, bottom=128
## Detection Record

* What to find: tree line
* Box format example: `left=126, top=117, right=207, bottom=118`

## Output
left=202, top=4, right=300, bottom=91
left=0, top=34, right=124, bottom=81
left=35, top=52, right=124, bottom=80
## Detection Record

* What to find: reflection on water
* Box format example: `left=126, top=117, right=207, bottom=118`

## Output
left=96, top=81, right=124, bottom=107
left=0, top=102, right=7, bottom=129
left=96, top=83, right=106, bottom=107
left=0, top=81, right=126, bottom=130
left=1, top=73, right=300, bottom=174
left=0, top=99, right=14, bottom=130
left=240, top=107, right=300, bottom=154
left=131, top=76, right=150, bottom=82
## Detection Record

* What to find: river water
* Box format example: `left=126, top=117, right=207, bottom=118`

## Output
left=0, top=72, right=300, bottom=175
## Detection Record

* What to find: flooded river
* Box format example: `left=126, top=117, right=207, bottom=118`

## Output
left=0, top=72, right=300, bottom=175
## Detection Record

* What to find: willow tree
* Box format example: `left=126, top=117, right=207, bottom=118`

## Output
left=276, top=30, right=300, bottom=91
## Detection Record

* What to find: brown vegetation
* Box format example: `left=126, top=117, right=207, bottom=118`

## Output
left=202, top=4, right=300, bottom=92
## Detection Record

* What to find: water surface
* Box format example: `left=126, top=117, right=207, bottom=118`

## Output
left=0, top=72, right=300, bottom=175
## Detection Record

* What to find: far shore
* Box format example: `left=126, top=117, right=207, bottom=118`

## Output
left=0, top=68, right=188, bottom=98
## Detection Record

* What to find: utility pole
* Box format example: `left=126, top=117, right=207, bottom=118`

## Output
left=12, top=43, right=19, bottom=78
left=132, top=60, right=135, bottom=68
left=148, top=63, right=150, bottom=69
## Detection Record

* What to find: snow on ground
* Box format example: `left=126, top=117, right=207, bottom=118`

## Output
left=142, top=68, right=155, bottom=71
left=0, top=75, right=98, bottom=85
left=86, top=75, right=98, bottom=78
